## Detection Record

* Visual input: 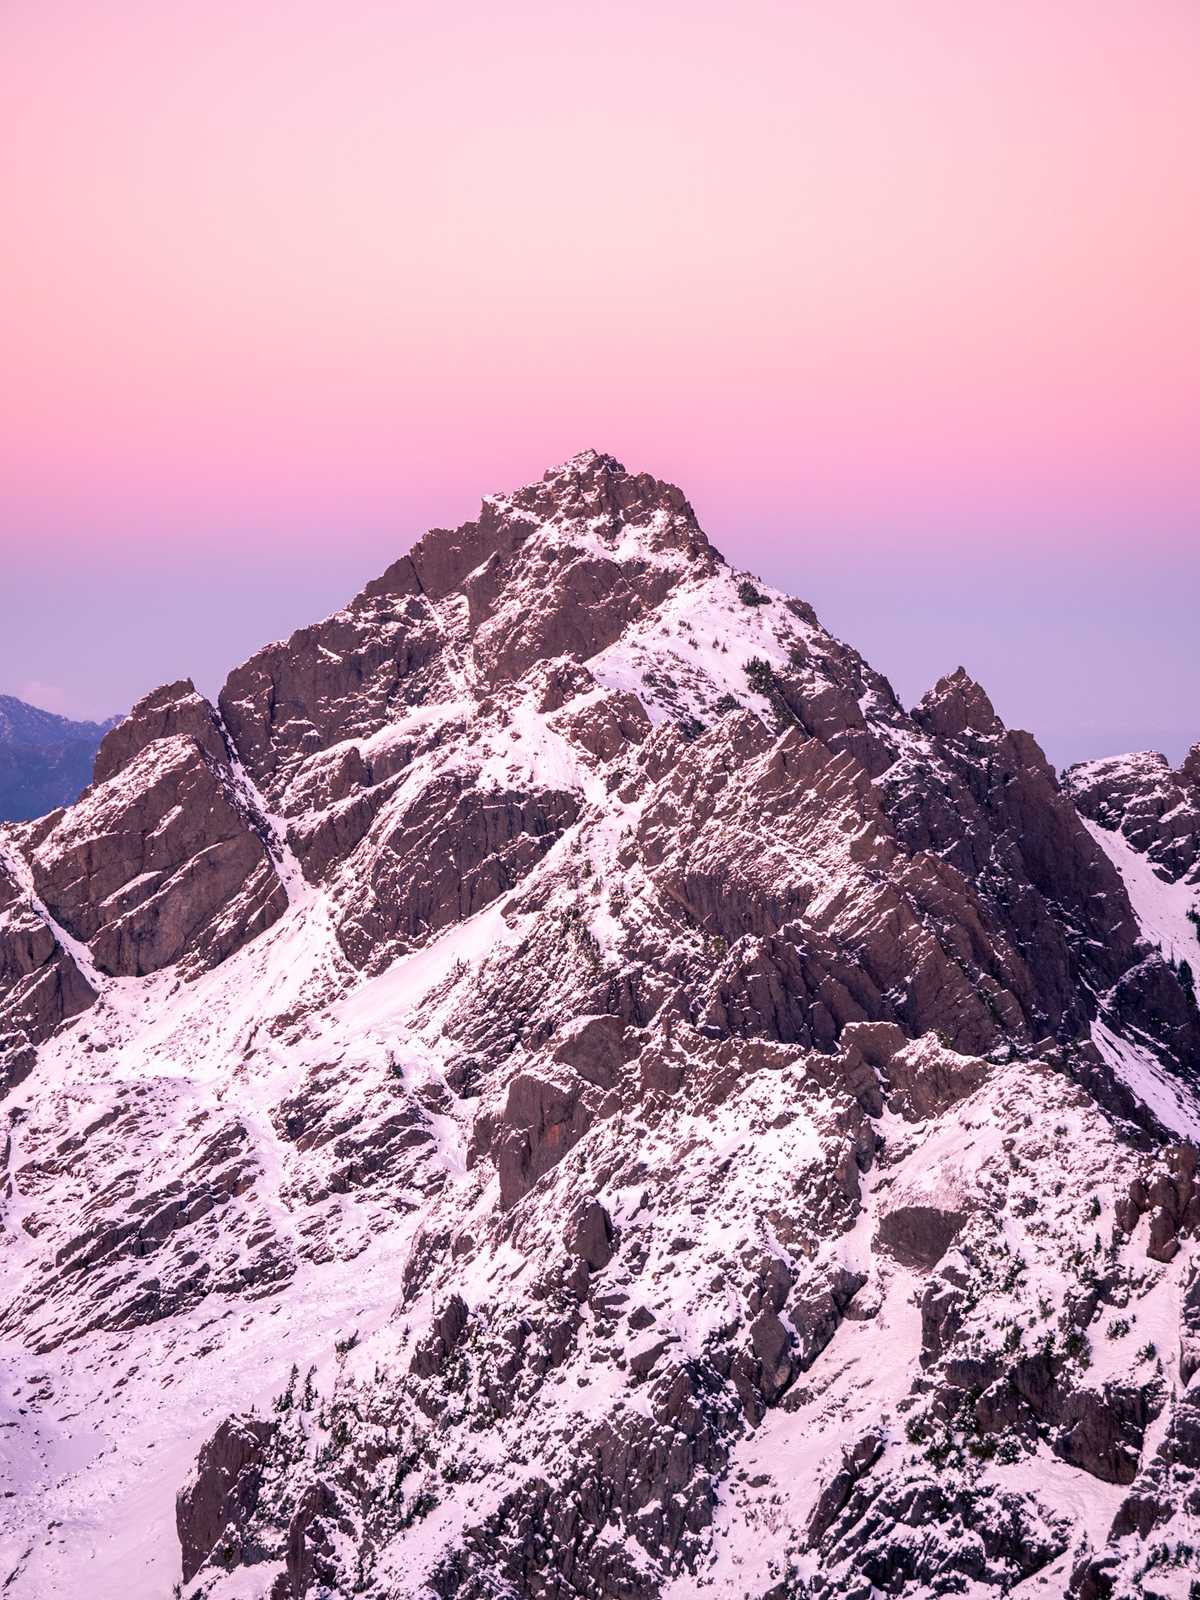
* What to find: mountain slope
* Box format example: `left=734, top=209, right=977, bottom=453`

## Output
left=0, top=696, right=119, bottom=823
left=1, top=452, right=1198, bottom=1600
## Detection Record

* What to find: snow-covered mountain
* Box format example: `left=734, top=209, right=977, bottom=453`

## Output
left=1, top=451, right=1198, bottom=1600
left=0, top=696, right=118, bottom=823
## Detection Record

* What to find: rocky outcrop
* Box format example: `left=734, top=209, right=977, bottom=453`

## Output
left=177, top=1415, right=277, bottom=1582
left=1068, top=1389, right=1200, bottom=1596
left=0, top=846, right=95, bottom=1090
left=333, top=774, right=580, bottom=970
left=1117, top=1141, right=1200, bottom=1262
left=897, top=669, right=1145, bottom=1041
left=637, top=713, right=1035, bottom=1055
left=477, top=1061, right=613, bottom=1210
left=218, top=584, right=447, bottom=806
left=876, top=1204, right=967, bottom=1272
left=0, top=1110, right=294, bottom=1352
left=1066, top=747, right=1200, bottom=884
left=23, top=733, right=286, bottom=977
left=92, top=678, right=231, bottom=785
left=802, top=1471, right=1070, bottom=1597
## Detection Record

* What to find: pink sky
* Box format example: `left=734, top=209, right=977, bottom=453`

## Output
left=2, top=1, right=1197, bottom=761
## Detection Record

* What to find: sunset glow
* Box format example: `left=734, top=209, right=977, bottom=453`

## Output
left=2, top=0, right=1197, bottom=757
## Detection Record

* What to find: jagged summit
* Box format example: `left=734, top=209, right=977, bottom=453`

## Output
left=1, top=455, right=1200, bottom=1599
left=523, top=446, right=708, bottom=528
left=542, top=445, right=626, bottom=477
left=493, top=445, right=721, bottom=564
left=360, top=449, right=720, bottom=615
left=92, top=677, right=230, bottom=786
left=913, top=666, right=1005, bottom=740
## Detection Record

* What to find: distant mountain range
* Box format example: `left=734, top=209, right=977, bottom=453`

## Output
left=0, top=695, right=119, bottom=821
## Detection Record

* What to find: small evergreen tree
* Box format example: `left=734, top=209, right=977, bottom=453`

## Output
left=1179, top=958, right=1197, bottom=1008
left=744, top=656, right=775, bottom=696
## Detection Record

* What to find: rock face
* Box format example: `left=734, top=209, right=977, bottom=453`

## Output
left=27, top=738, right=285, bottom=978
left=1, top=451, right=1200, bottom=1600
left=1065, top=748, right=1200, bottom=885
left=0, top=846, right=94, bottom=1092
left=176, top=1415, right=278, bottom=1581
left=4, top=681, right=289, bottom=982
left=92, top=678, right=231, bottom=785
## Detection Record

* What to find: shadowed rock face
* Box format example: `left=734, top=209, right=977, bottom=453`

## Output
left=4, top=453, right=1200, bottom=1600
left=0, top=683, right=289, bottom=1086
left=897, top=669, right=1146, bottom=1041
left=176, top=1416, right=278, bottom=1582
left=876, top=1204, right=967, bottom=1272
left=219, top=587, right=447, bottom=804
left=1065, top=746, right=1200, bottom=886
left=636, top=714, right=1037, bottom=1056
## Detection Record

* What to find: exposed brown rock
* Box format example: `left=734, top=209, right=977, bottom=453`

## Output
left=0, top=848, right=94, bottom=1091
left=1119, top=1142, right=1200, bottom=1262
left=806, top=1432, right=883, bottom=1544
left=27, top=735, right=286, bottom=977
left=565, top=1198, right=615, bottom=1271
left=889, top=668, right=1153, bottom=1045
left=549, top=686, right=651, bottom=763
left=4, top=451, right=1198, bottom=1600
left=219, top=586, right=445, bottom=804
left=333, top=774, right=580, bottom=970
left=410, top=1293, right=470, bottom=1378
left=177, top=1415, right=277, bottom=1582
left=480, top=1064, right=612, bottom=1211
left=92, top=678, right=230, bottom=785
left=639, top=714, right=1032, bottom=1055
left=876, top=1204, right=967, bottom=1272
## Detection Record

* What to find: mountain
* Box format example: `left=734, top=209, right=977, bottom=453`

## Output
left=1, top=451, right=1199, bottom=1600
left=0, top=695, right=119, bottom=822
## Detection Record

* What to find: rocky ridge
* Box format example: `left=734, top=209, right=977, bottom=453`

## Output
left=1066, top=750, right=1200, bottom=888
left=1, top=451, right=1198, bottom=1600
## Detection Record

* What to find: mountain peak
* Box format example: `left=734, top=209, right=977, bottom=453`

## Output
left=359, top=452, right=721, bottom=613
left=500, top=449, right=723, bottom=568
left=544, top=446, right=626, bottom=478
left=93, top=678, right=230, bottom=786
left=913, top=665, right=1004, bottom=739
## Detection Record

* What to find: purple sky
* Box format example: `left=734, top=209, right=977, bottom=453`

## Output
left=2, top=2, right=1197, bottom=770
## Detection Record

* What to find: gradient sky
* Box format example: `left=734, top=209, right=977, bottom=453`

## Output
left=2, top=0, right=1197, bottom=768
